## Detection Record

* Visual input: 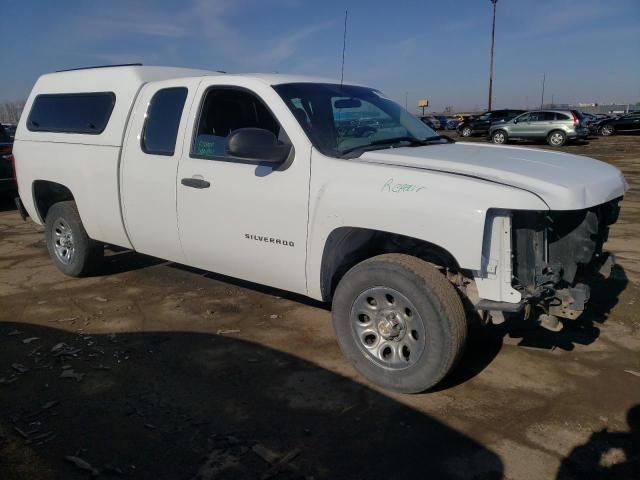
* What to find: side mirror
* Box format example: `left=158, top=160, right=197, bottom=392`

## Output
left=226, top=128, right=291, bottom=163
left=513, top=119, right=518, bottom=124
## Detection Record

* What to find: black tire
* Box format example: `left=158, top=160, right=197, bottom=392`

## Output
left=331, top=254, right=467, bottom=393
left=491, top=129, right=508, bottom=144
left=460, top=126, right=473, bottom=137
left=547, top=130, right=566, bottom=147
left=600, top=124, right=615, bottom=136
left=45, top=201, right=103, bottom=277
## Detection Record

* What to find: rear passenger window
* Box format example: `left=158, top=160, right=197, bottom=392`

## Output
left=142, top=87, right=188, bottom=156
left=555, top=113, right=570, bottom=120
left=27, top=92, right=115, bottom=134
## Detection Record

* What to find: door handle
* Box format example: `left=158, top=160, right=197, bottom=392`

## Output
left=181, top=177, right=210, bottom=189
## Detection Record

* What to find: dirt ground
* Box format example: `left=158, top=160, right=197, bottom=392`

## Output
left=1, top=133, right=639, bottom=480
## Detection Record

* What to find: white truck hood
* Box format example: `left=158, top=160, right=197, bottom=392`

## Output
left=360, top=142, right=628, bottom=210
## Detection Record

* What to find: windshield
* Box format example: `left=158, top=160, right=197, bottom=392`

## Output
left=274, top=83, right=437, bottom=157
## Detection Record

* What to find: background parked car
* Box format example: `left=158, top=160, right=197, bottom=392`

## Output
left=597, top=112, right=640, bottom=136
left=579, top=112, right=598, bottom=133
left=2, top=124, right=16, bottom=140
left=0, top=124, right=16, bottom=196
left=419, top=115, right=441, bottom=129
left=456, top=109, right=525, bottom=137
left=488, top=110, right=589, bottom=147
left=419, top=116, right=436, bottom=129
left=436, top=115, right=459, bottom=130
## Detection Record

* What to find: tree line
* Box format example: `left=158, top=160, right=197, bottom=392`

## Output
left=0, top=100, right=26, bottom=125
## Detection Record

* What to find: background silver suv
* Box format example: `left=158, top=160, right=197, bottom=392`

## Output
left=489, top=110, right=589, bottom=147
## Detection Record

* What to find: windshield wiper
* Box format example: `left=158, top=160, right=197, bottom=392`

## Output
left=340, top=134, right=454, bottom=156
left=423, top=135, right=455, bottom=143
left=368, top=136, right=428, bottom=146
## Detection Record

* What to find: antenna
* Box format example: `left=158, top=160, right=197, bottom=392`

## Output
left=340, top=10, right=348, bottom=85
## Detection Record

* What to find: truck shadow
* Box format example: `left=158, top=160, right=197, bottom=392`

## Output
left=434, top=265, right=628, bottom=390
left=499, top=265, right=628, bottom=351
left=93, top=252, right=629, bottom=394
left=0, top=322, right=504, bottom=480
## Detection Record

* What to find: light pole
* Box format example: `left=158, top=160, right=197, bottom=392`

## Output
left=488, top=0, right=498, bottom=111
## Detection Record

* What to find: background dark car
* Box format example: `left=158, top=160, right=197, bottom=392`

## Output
left=598, top=112, right=640, bottom=136
left=2, top=124, right=16, bottom=140
left=457, top=109, right=525, bottom=137
left=419, top=116, right=436, bottom=129
left=0, top=124, right=16, bottom=196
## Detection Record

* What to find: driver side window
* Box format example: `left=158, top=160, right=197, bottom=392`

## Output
left=191, top=87, right=290, bottom=160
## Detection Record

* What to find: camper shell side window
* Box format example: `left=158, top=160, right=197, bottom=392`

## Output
left=27, top=92, right=116, bottom=134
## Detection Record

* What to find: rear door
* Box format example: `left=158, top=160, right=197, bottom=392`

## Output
left=120, top=78, right=201, bottom=262
left=530, top=111, right=555, bottom=137
left=175, top=78, right=312, bottom=295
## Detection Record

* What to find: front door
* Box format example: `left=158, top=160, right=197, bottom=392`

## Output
left=176, top=80, right=311, bottom=295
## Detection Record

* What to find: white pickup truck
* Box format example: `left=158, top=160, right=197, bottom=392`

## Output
left=13, top=65, right=627, bottom=393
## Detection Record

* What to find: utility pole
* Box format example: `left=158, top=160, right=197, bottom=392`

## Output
left=488, top=0, right=498, bottom=111
left=540, top=73, right=546, bottom=108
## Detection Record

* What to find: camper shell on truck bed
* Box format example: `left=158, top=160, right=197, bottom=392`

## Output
left=13, top=65, right=627, bottom=394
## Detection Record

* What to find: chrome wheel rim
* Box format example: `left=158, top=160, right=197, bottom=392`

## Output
left=602, top=125, right=613, bottom=136
left=52, top=218, right=75, bottom=264
left=462, top=127, right=471, bottom=137
left=493, top=132, right=505, bottom=144
left=550, top=133, right=564, bottom=145
left=350, top=287, right=426, bottom=370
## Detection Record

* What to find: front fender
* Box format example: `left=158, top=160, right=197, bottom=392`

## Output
left=305, top=150, right=548, bottom=300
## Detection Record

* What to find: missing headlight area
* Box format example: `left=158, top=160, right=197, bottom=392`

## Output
left=511, top=197, right=622, bottom=322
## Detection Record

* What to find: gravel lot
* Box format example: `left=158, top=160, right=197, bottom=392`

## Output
left=1, top=134, right=639, bottom=479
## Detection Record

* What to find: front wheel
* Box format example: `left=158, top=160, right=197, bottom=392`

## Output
left=600, top=124, right=615, bottom=136
left=45, top=201, right=103, bottom=277
left=331, top=254, right=467, bottom=393
left=460, top=126, right=473, bottom=137
left=547, top=130, right=567, bottom=147
left=491, top=129, right=508, bottom=144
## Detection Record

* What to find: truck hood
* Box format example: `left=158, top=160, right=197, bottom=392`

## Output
left=360, top=142, right=628, bottom=210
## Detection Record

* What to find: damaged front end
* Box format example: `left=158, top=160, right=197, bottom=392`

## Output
left=510, top=198, right=621, bottom=330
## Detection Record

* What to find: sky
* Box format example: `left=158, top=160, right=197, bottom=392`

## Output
left=1, top=0, right=639, bottom=112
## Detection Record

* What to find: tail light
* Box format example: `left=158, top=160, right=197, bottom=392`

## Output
left=571, top=111, right=579, bottom=127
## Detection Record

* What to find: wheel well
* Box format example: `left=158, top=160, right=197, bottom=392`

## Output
left=320, top=227, right=459, bottom=301
left=32, top=180, right=75, bottom=222
left=548, top=129, right=566, bottom=136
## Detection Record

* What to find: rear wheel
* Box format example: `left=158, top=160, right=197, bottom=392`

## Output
left=547, top=130, right=566, bottom=147
left=331, top=254, right=467, bottom=393
left=600, top=124, right=615, bottom=136
left=460, top=126, right=473, bottom=137
left=45, top=201, right=103, bottom=277
left=491, top=129, right=508, bottom=144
